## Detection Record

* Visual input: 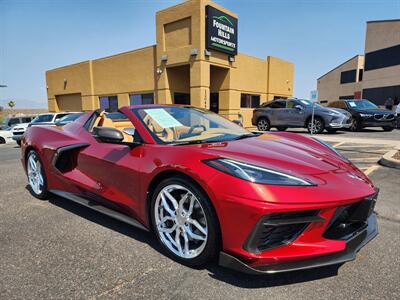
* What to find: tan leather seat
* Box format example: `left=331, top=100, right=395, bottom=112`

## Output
left=143, top=114, right=175, bottom=142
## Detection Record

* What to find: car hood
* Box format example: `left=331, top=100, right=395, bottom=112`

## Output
left=352, top=108, right=394, bottom=114
left=198, top=133, right=355, bottom=177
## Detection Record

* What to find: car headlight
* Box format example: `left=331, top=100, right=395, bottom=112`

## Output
left=314, top=138, right=348, bottom=161
left=359, top=113, right=373, bottom=118
left=203, top=158, right=314, bottom=186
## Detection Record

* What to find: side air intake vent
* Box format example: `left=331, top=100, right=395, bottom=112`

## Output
left=244, top=210, right=324, bottom=253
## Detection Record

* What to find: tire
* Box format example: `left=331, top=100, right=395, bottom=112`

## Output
left=150, top=176, right=220, bottom=267
left=257, top=118, right=270, bottom=131
left=26, top=150, right=49, bottom=200
left=276, top=126, right=288, bottom=131
left=0, top=137, right=5, bottom=144
left=306, top=117, right=324, bottom=134
left=350, top=118, right=361, bottom=132
left=326, top=128, right=338, bottom=134
left=382, top=126, right=394, bottom=132
left=16, top=140, right=21, bottom=146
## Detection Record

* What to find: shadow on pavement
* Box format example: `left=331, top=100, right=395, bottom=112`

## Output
left=34, top=191, right=344, bottom=288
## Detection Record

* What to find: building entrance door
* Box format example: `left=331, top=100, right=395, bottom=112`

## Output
left=174, top=93, right=190, bottom=105
left=210, top=93, right=219, bottom=113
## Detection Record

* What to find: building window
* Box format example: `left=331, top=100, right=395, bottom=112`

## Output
left=174, top=93, right=190, bottom=105
left=99, top=96, right=118, bottom=112
left=241, top=94, right=260, bottom=108
left=339, top=95, right=354, bottom=100
left=362, top=85, right=400, bottom=106
left=358, top=69, right=363, bottom=82
left=364, top=44, right=400, bottom=71
left=340, top=69, right=356, bottom=84
left=129, top=93, right=154, bottom=105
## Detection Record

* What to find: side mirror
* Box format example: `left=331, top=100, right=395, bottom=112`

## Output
left=294, top=105, right=303, bottom=110
left=92, top=126, right=124, bottom=143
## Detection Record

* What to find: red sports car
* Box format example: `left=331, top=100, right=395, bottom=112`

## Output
left=21, top=105, right=378, bottom=274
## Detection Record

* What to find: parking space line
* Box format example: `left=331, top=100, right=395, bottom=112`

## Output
left=363, top=165, right=380, bottom=176
left=333, top=141, right=346, bottom=147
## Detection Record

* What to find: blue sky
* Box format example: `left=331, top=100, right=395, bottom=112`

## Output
left=0, top=0, right=398, bottom=108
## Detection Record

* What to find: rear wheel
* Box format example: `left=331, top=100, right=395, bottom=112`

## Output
left=276, top=126, right=288, bottom=131
left=150, top=176, right=220, bottom=267
left=0, top=137, right=5, bottom=144
left=382, top=126, right=394, bottom=132
left=306, top=117, right=324, bottom=134
left=26, top=150, right=49, bottom=199
left=257, top=118, right=270, bottom=131
left=16, top=140, right=21, bottom=146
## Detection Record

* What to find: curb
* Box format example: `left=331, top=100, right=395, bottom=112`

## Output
left=379, top=149, right=400, bottom=169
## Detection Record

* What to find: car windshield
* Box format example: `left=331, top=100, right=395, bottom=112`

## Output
left=346, top=100, right=378, bottom=109
left=297, top=99, right=322, bottom=108
left=133, top=106, right=252, bottom=144
left=57, top=113, right=84, bottom=123
left=32, top=114, right=54, bottom=123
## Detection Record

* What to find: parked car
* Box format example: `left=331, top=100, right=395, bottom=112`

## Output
left=21, top=105, right=378, bottom=274
left=54, top=112, right=85, bottom=126
left=12, top=112, right=75, bottom=145
left=328, top=99, right=396, bottom=132
left=0, top=127, right=14, bottom=144
left=0, top=116, right=35, bottom=130
left=252, top=98, right=352, bottom=134
left=395, top=105, right=400, bottom=129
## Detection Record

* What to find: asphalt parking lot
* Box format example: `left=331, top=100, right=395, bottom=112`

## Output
left=1, top=129, right=399, bottom=299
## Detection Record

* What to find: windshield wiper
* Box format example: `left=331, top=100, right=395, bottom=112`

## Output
left=172, top=140, right=210, bottom=146
left=232, top=133, right=260, bottom=140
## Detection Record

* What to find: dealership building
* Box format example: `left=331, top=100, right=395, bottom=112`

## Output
left=46, top=0, right=294, bottom=127
left=317, top=19, right=400, bottom=105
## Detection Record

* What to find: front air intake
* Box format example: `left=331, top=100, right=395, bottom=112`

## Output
left=244, top=210, right=324, bottom=253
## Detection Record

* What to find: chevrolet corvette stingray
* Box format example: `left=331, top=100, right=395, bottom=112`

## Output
left=21, top=105, right=378, bottom=274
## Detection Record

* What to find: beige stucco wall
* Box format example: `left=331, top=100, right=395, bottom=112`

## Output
left=363, top=20, right=400, bottom=90
left=317, top=55, right=364, bottom=102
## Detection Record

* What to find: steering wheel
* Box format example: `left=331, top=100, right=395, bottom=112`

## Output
left=187, top=124, right=206, bottom=135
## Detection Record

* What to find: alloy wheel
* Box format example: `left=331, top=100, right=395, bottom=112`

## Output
left=27, top=153, right=44, bottom=195
left=154, top=184, right=208, bottom=259
left=308, top=118, right=323, bottom=134
left=257, top=119, right=270, bottom=131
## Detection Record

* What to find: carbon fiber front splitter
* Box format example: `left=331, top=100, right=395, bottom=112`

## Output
left=219, top=213, right=378, bottom=275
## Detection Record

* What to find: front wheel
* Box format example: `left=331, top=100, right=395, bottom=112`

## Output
left=382, top=126, right=394, bottom=132
left=150, top=176, right=220, bottom=267
left=307, top=117, right=324, bottom=134
left=26, top=150, right=49, bottom=199
left=16, top=140, right=21, bottom=146
left=350, top=118, right=361, bottom=132
left=0, top=137, right=5, bottom=144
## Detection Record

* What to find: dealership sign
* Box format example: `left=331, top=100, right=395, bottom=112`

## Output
left=206, top=6, right=238, bottom=55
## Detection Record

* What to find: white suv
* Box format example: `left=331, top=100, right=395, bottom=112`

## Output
left=12, top=112, right=76, bottom=146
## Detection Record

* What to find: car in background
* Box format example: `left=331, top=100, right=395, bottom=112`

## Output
left=0, top=116, right=35, bottom=130
left=54, top=112, right=85, bottom=126
left=12, top=112, right=77, bottom=146
left=0, top=127, right=14, bottom=144
left=328, top=99, right=396, bottom=132
left=252, top=98, right=352, bottom=134
left=395, top=105, right=400, bottom=129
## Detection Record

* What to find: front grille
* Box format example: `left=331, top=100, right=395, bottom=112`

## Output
left=323, top=195, right=377, bottom=240
left=13, top=132, right=24, bottom=136
left=244, top=210, right=320, bottom=253
left=385, top=114, right=395, bottom=120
